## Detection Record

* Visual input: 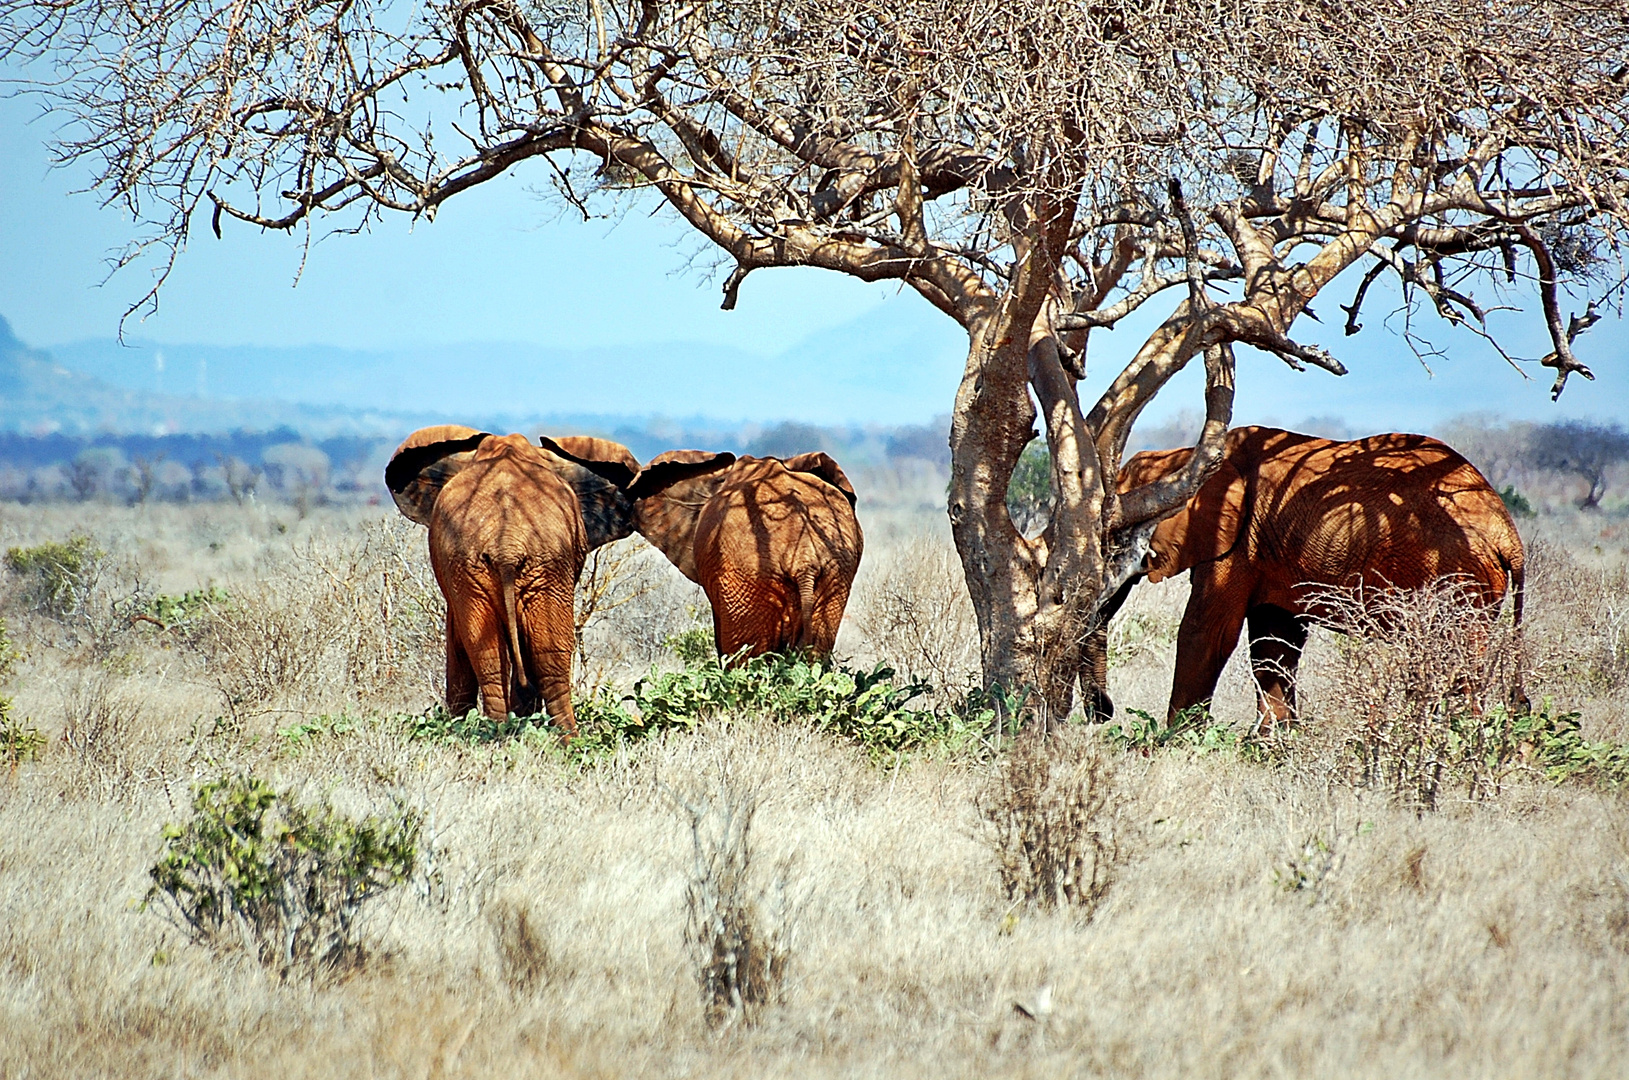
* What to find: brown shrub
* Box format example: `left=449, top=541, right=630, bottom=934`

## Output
left=978, top=728, right=1126, bottom=915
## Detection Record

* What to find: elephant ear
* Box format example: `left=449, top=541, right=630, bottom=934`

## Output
left=780, top=451, right=858, bottom=508
left=1141, top=454, right=1248, bottom=583
left=384, top=425, right=491, bottom=526
left=625, top=450, right=737, bottom=583
left=535, top=435, right=643, bottom=550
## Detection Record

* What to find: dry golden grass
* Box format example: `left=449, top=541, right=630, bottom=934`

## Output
left=1, top=498, right=1627, bottom=1078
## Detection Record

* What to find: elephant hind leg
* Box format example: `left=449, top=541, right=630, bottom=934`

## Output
left=456, top=593, right=511, bottom=720
left=1247, top=604, right=1308, bottom=729
left=445, top=610, right=478, bottom=716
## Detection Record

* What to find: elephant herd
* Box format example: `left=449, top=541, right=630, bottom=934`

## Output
left=387, top=423, right=1526, bottom=738
left=385, top=426, right=863, bottom=734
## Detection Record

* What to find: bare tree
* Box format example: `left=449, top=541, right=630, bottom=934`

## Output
left=7, top=0, right=1628, bottom=715
left=1529, top=420, right=1629, bottom=510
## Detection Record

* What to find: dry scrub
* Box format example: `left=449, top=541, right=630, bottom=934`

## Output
left=1, top=502, right=1628, bottom=1078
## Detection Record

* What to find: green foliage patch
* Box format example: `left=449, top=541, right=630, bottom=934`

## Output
left=1102, top=705, right=1245, bottom=755
left=1498, top=484, right=1536, bottom=518
left=147, top=774, right=419, bottom=977
left=0, top=616, right=40, bottom=765
left=141, top=586, right=231, bottom=628
left=4, top=534, right=104, bottom=616
left=396, top=654, right=1016, bottom=761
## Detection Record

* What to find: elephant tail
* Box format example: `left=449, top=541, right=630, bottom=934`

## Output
left=498, top=563, right=531, bottom=694
left=791, top=564, right=820, bottom=652
left=1502, top=545, right=1525, bottom=629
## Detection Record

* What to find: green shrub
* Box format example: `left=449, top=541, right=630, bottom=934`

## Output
left=4, top=534, right=104, bottom=616
left=663, top=625, right=717, bottom=666
left=0, top=616, right=39, bottom=765
left=141, top=586, right=231, bottom=628
left=1102, top=705, right=1243, bottom=755
left=1006, top=439, right=1052, bottom=532
left=405, top=705, right=561, bottom=746
left=1498, top=485, right=1536, bottom=519
left=146, top=775, right=419, bottom=977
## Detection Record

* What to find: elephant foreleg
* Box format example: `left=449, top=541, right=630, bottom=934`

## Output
left=1168, top=575, right=1248, bottom=721
left=1246, top=604, right=1308, bottom=728
left=445, top=610, right=478, bottom=716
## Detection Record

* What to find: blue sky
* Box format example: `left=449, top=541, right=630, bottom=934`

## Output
left=2, top=87, right=1624, bottom=432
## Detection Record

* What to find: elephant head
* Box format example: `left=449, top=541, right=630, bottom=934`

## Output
left=1118, top=446, right=1248, bottom=583
left=386, top=427, right=645, bottom=550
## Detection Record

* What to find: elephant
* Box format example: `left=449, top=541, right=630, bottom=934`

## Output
left=385, top=426, right=644, bottom=735
left=636, top=451, right=863, bottom=659
left=537, top=446, right=863, bottom=661
left=1089, top=426, right=1525, bottom=725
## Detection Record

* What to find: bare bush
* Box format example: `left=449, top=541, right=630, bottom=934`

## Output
left=852, top=537, right=978, bottom=698
left=195, top=518, right=442, bottom=719
left=1523, top=539, right=1629, bottom=701
left=486, top=894, right=557, bottom=995
left=679, top=781, right=791, bottom=1029
left=57, top=669, right=141, bottom=792
left=1308, top=580, right=1525, bottom=811
left=978, top=729, right=1126, bottom=916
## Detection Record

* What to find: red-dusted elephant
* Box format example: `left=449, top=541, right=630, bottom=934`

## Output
left=540, top=443, right=864, bottom=661
left=633, top=451, right=863, bottom=659
left=385, top=426, right=643, bottom=734
left=1091, top=426, right=1525, bottom=724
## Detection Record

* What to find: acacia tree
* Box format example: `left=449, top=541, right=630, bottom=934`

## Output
left=7, top=0, right=1628, bottom=715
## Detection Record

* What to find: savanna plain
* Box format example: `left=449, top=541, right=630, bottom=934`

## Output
left=2, top=463, right=1628, bottom=1079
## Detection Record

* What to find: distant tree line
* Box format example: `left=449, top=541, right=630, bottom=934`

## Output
left=0, top=419, right=959, bottom=507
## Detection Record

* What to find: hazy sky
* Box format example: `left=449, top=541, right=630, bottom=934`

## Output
left=2, top=86, right=1624, bottom=431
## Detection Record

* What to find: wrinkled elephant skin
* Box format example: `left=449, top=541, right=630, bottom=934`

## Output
left=1093, top=426, right=1525, bottom=724
left=386, top=427, right=642, bottom=735
left=633, top=451, right=863, bottom=660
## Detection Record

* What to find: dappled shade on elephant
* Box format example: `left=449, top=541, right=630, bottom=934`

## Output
left=627, top=450, right=864, bottom=660
left=1091, top=426, right=1525, bottom=725
left=385, top=427, right=641, bottom=735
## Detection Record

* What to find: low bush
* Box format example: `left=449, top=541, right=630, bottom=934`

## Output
left=0, top=615, right=42, bottom=765
left=4, top=533, right=104, bottom=617
left=147, top=774, right=419, bottom=978
left=1312, top=579, right=1525, bottom=810
left=978, top=728, right=1126, bottom=916
left=140, top=586, right=231, bottom=630
left=679, top=780, right=790, bottom=1028
left=1101, top=705, right=1243, bottom=755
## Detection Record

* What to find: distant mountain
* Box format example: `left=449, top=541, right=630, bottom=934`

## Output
left=45, top=301, right=968, bottom=426
left=0, top=314, right=442, bottom=437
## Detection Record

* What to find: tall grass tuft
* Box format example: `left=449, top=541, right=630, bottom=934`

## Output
left=979, top=728, right=1127, bottom=915
left=678, top=781, right=790, bottom=1029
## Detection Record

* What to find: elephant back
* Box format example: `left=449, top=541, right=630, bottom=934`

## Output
left=385, top=425, right=492, bottom=526
left=778, top=451, right=858, bottom=507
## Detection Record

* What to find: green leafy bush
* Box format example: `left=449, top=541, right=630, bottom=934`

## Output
left=1498, top=485, right=1536, bottom=519
left=1006, top=439, right=1052, bottom=532
left=1102, top=705, right=1243, bottom=755
left=0, top=615, right=42, bottom=765
left=141, top=586, right=231, bottom=628
left=399, top=654, right=1007, bottom=760
left=147, top=775, right=419, bottom=977
left=663, top=625, right=717, bottom=666
left=4, top=534, right=104, bottom=617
